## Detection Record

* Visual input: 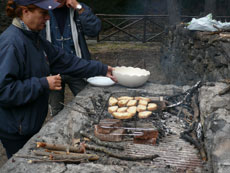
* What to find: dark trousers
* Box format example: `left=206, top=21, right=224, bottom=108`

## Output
left=0, top=136, right=32, bottom=159
left=49, top=76, right=87, bottom=116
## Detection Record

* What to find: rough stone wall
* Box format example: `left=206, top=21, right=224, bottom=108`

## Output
left=0, top=0, right=11, bottom=34
left=161, top=25, right=230, bottom=86
left=199, top=82, right=230, bottom=173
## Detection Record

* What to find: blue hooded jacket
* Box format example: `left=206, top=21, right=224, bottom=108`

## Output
left=0, top=24, right=107, bottom=140
left=41, top=3, right=101, bottom=59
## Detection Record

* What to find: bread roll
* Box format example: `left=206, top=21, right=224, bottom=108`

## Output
left=147, top=103, right=158, bottom=111
left=127, top=106, right=137, bottom=116
left=118, top=99, right=129, bottom=107
left=127, top=100, right=137, bottom=107
left=117, top=107, right=128, bottom=113
left=138, top=99, right=149, bottom=106
left=112, top=112, right=133, bottom=119
left=108, top=106, right=118, bottom=114
left=117, top=96, right=133, bottom=101
left=138, top=111, right=152, bottom=119
left=109, top=97, right=118, bottom=106
left=137, top=105, right=146, bottom=112
left=135, top=97, right=151, bottom=102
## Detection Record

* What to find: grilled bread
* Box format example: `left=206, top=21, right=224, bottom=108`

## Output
left=109, top=97, right=118, bottom=106
left=135, top=97, right=151, bottom=102
left=117, top=96, right=133, bottom=101
left=118, top=99, right=129, bottom=107
left=112, top=112, right=133, bottom=119
left=147, top=103, right=158, bottom=111
left=138, top=99, right=149, bottom=106
left=127, top=99, right=137, bottom=107
left=138, top=111, right=152, bottom=119
left=117, top=107, right=128, bottom=113
left=137, top=104, right=147, bottom=112
left=127, top=106, right=137, bottom=115
left=108, top=106, right=118, bottom=114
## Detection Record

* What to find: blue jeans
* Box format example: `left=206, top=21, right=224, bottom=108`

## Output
left=49, top=75, right=87, bottom=116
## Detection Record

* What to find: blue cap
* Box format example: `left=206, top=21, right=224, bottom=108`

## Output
left=14, top=0, right=60, bottom=10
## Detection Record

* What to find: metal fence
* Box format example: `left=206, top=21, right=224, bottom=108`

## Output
left=96, top=14, right=230, bottom=42
left=96, top=14, right=168, bottom=43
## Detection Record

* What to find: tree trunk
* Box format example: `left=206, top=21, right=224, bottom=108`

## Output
left=204, top=0, right=216, bottom=16
left=167, top=0, right=180, bottom=25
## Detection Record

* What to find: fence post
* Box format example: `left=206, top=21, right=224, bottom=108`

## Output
left=143, top=17, right=147, bottom=43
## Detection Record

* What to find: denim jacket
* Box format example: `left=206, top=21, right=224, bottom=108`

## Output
left=41, top=3, right=101, bottom=60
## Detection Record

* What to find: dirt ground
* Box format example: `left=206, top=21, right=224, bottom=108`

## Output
left=0, top=41, right=162, bottom=168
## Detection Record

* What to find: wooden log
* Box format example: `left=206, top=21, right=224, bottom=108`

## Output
left=36, top=142, right=85, bottom=153
left=191, top=95, right=199, bottom=121
left=33, top=150, right=99, bottom=161
left=85, top=144, right=159, bottom=161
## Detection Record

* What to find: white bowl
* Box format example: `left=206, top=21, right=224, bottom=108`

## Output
left=113, top=66, right=150, bottom=87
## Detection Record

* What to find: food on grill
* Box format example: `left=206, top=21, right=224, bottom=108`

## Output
left=117, top=96, right=134, bottom=101
left=138, top=111, right=152, bottom=119
left=147, top=103, right=158, bottom=111
left=118, top=99, right=129, bottom=107
left=108, top=106, right=118, bottom=114
left=137, top=105, right=147, bottom=112
left=135, top=97, right=151, bottom=102
left=127, top=106, right=137, bottom=115
left=112, top=112, right=133, bottom=119
left=109, top=97, right=118, bottom=106
left=127, top=99, right=137, bottom=107
left=138, top=99, right=149, bottom=106
left=108, top=96, right=156, bottom=119
left=117, top=107, right=128, bottom=113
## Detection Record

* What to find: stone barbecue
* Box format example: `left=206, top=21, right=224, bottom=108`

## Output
left=1, top=82, right=230, bottom=173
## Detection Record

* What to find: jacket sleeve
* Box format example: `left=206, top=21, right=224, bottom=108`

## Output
left=78, top=3, right=102, bottom=37
left=42, top=38, right=108, bottom=77
left=0, top=44, right=49, bottom=108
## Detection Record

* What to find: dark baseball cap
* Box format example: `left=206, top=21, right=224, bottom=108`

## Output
left=14, top=0, right=60, bottom=10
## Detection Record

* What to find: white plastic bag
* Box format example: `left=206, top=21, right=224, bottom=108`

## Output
left=187, top=14, right=230, bottom=31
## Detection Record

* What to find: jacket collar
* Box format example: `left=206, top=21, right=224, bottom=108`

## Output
left=12, top=18, right=41, bottom=49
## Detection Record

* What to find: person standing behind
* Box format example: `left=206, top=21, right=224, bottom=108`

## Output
left=41, top=0, right=101, bottom=116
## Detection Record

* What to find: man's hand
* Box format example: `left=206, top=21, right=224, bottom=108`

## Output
left=46, top=74, right=62, bottom=90
left=106, top=66, right=117, bottom=82
left=66, top=0, right=77, bottom=8
left=66, top=0, right=84, bottom=13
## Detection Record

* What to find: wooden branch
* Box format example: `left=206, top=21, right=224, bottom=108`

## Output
left=85, top=144, right=159, bottom=161
left=15, top=154, right=86, bottom=163
left=80, top=131, right=124, bottom=150
left=28, top=159, right=84, bottom=164
left=14, top=154, right=48, bottom=160
left=191, top=95, right=200, bottom=121
left=36, top=142, right=85, bottom=153
left=33, top=150, right=99, bottom=161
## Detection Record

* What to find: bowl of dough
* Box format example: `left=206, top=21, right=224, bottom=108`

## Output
left=112, top=66, right=150, bottom=87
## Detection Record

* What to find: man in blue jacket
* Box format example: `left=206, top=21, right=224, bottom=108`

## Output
left=42, top=0, right=101, bottom=116
left=0, top=0, right=114, bottom=159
